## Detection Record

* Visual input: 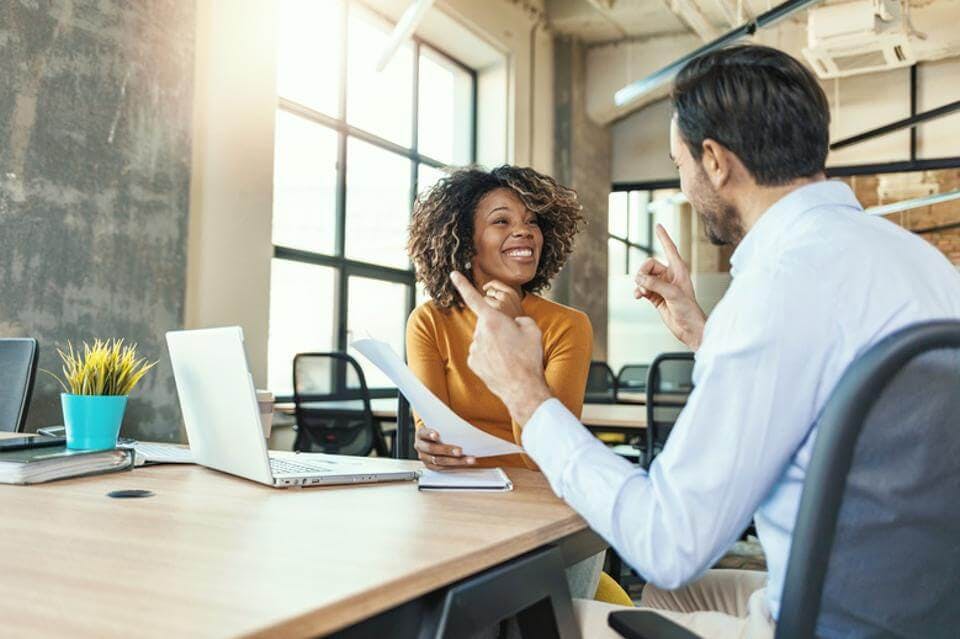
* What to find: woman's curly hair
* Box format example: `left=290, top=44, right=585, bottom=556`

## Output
left=408, top=165, right=585, bottom=310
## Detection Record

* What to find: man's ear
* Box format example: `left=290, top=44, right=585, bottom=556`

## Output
left=700, top=138, right=731, bottom=189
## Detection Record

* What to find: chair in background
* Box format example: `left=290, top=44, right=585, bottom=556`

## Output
left=291, top=352, right=390, bottom=457
left=395, top=393, right=418, bottom=460
left=643, top=353, right=694, bottom=468
left=585, top=361, right=617, bottom=404
left=608, top=320, right=960, bottom=639
left=615, top=364, right=649, bottom=403
left=0, top=338, right=38, bottom=433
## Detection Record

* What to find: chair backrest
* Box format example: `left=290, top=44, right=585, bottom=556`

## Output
left=395, top=393, right=417, bottom=460
left=0, top=338, right=38, bottom=433
left=644, top=352, right=694, bottom=467
left=585, top=361, right=617, bottom=404
left=292, top=352, right=378, bottom=456
left=616, top=364, right=649, bottom=393
left=777, top=320, right=960, bottom=639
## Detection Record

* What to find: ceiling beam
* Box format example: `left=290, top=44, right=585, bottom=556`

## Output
left=660, top=0, right=722, bottom=42
left=585, top=0, right=629, bottom=39
left=712, top=0, right=751, bottom=27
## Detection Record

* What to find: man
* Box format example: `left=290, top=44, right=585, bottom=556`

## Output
left=433, top=45, right=960, bottom=637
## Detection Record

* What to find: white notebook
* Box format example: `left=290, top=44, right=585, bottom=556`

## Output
left=418, top=468, right=513, bottom=492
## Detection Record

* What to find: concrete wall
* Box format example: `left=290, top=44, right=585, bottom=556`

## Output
left=0, top=0, right=194, bottom=439
left=553, top=36, right=611, bottom=360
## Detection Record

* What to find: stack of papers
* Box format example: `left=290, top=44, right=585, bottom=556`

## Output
left=418, top=468, right=513, bottom=492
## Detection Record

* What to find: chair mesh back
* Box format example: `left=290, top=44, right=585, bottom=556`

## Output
left=585, top=361, right=616, bottom=403
left=0, top=339, right=37, bottom=433
left=293, top=354, right=375, bottom=457
left=646, top=354, right=694, bottom=463
left=817, top=347, right=960, bottom=637
left=617, top=365, right=649, bottom=392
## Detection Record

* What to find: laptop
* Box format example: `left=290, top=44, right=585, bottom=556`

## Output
left=165, top=326, right=417, bottom=488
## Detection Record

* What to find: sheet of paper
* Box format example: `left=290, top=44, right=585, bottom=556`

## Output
left=132, top=442, right=194, bottom=464
left=351, top=338, right=523, bottom=457
left=418, top=468, right=513, bottom=492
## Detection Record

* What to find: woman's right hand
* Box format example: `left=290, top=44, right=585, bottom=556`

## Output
left=415, top=427, right=477, bottom=470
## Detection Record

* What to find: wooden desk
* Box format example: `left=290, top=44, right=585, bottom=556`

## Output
left=581, top=403, right=647, bottom=432
left=276, top=398, right=646, bottom=433
left=274, top=398, right=398, bottom=420
left=0, top=445, right=601, bottom=637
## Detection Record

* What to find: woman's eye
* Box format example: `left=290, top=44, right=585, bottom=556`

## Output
left=527, top=219, right=539, bottom=226
left=494, top=219, right=508, bottom=225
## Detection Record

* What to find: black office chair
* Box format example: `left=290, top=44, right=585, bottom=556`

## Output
left=609, top=320, right=960, bottom=639
left=643, top=353, right=694, bottom=468
left=615, top=364, right=649, bottom=402
left=585, top=361, right=617, bottom=404
left=291, top=352, right=390, bottom=457
left=395, top=393, right=418, bottom=460
left=0, top=338, right=39, bottom=433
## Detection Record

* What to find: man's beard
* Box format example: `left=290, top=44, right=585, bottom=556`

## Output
left=690, top=171, right=744, bottom=246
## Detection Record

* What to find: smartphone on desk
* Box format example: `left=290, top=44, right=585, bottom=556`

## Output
left=0, top=435, right=67, bottom=452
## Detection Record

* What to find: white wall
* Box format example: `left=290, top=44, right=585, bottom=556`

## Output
left=187, top=0, right=278, bottom=387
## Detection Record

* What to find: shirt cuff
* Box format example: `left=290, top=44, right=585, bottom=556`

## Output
left=521, top=397, right=597, bottom=496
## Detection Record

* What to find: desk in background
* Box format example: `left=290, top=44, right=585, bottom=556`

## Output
left=0, top=436, right=603, bottom=638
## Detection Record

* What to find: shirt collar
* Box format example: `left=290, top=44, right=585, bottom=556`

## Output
left=729, top=180, right=862, bottom=277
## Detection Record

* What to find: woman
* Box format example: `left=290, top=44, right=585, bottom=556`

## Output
left=406, top=165, right=591, bottom=470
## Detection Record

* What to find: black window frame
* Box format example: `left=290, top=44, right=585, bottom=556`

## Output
left=272, top=0, right=478, bottom=399
left=607, top=187, right=656, bottom=277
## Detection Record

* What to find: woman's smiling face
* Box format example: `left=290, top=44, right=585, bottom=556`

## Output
left=470, top=187, right=544, bottom=291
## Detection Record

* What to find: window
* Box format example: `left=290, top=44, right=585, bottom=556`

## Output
left=607, top=188, right=685, bottom=373
left=269, top=0, right=477, bottom=396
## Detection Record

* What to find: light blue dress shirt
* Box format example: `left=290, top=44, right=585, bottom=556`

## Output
left=522, top=181, right=960, bottom=619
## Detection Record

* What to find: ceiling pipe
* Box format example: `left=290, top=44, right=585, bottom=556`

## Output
left=375, top=0, right=435, bottom=73
left=614, top=0, right=824, bottom=112
left=865, top=188, right=960, bottom=217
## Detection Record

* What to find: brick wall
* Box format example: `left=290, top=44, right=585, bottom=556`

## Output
left=842, top=169, right=960, bottom=265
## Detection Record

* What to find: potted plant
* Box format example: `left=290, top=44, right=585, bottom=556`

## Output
left=44, top=339, right=157, bottom=450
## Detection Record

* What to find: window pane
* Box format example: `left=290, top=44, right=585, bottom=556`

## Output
left=268, top=259, right=336, bottom=396
left=346, top=276, right=408, bottom=388
left=417, top=163, right=446, bottom=196
left=415, top=281, right=431, bottom=307
left=608, top=238, right=627, bottom=277
left=418, top=47, right=472, bottom=165
left=652, top=189, right=681, bottom=262
left=628, top=191, right=651, bottom=246
left=628, top=247, right=648, bottom=275
left=608, top=192, right=628, bottom=237
left=345, top=138, right=411, bottom=269
left=272, top=111, right=338, bottom=255
left=277, top=0, right=342, bottom=116
left=346, top=5, right=413, bottom=147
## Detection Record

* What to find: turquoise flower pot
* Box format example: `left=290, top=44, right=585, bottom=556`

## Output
left=61, top=394, right=128, bottom=450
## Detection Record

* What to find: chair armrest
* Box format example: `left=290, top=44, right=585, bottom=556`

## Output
left=608, top=610, right=701, bottom=639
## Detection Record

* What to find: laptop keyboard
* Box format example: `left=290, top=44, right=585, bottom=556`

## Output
left=269, top=457, right=333, bottom=475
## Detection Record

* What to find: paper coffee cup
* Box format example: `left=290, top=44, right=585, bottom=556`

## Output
left=255, top=389, right=274, bottom=439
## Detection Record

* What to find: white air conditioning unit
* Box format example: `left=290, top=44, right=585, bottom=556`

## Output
left=802, top=0, right=916, bottom=79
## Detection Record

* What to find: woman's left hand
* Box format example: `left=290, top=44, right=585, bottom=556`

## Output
left=482, top=280, right=524, bottom=318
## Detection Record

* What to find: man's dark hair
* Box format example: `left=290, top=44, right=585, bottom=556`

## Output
left=671, top=44, right=830, bottom=186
